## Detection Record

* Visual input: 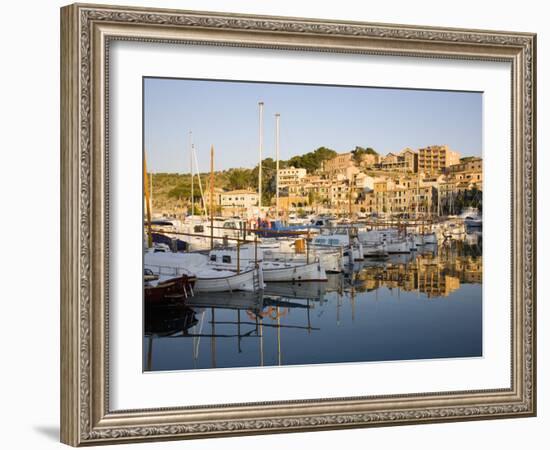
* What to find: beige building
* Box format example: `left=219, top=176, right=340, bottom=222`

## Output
left=276, top=196, right=309, bottom=210
left=418, top=145, right=460, bottom=173
left=356, top=177, right=436, bottom=215
left=447, top=157, right=482, bottom=174
left=277, top=166, right=306, bottom=188
left=446, top=157, right=483, bottom=187
left=220, top=190, right=259, bottom=210
left=203, top=187, right=224, bottom=208
left=379, top=148, right=418, bottom=172
left=323, top=152, right=353, bottom=176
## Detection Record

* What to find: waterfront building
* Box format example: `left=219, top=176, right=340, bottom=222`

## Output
left=220, top=190, right=259, bottom=217
left=276, top=195, right=309, bottom=210
left=418, top=145, right=460, bottom=173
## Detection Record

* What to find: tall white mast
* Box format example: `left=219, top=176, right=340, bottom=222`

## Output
left=192, top=145, right=208, bottom=218
left=189, top=131, right=194, bottom=216
left=258, top=101, right=264, bottom=212
left=275, top=113, right=280, bottom=218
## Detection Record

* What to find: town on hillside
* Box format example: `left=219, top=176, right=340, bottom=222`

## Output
left=152, top=144, right=482, bottom=221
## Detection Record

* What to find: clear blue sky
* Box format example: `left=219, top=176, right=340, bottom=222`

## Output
left=144, top=77, right=482, bottom=173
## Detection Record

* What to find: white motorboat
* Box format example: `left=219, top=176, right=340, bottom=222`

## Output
left=263, top=248, right=343, bottom=273
left=262, top=260, right=327, bottom=282
left=358, top=229, right=413, bottom=254
left=207, top=246, right=327, bottom=282
left=144, top=250, right=261, bottom=292
left=310, top=234, right=364, bottom=264
left=194, top=268, right=261, bottom=293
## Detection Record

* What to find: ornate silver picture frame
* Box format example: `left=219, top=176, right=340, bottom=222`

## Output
left=60, top=3, right=536, bottom=446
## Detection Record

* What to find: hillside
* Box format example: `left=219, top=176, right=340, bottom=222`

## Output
left=148, top=146, right=342, bottom=213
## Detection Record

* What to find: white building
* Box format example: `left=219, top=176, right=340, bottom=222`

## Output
left=277, top=166, right=307, bottom=188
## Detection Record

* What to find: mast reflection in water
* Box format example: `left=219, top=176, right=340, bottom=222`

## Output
left=144, top=238, right=482, bottom=371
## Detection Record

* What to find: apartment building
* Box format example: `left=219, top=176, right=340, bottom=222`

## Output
left=418, top=145, right=460, bottom=173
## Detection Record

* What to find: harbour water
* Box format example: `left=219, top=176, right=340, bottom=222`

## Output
left=143, top=237, right=482, bottom=372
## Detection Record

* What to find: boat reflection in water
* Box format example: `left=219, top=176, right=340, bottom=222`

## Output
left=144, top=236, right=482, bottom=371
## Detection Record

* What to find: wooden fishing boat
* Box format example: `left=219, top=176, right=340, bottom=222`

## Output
left=144, top=270, right=196, bottom=304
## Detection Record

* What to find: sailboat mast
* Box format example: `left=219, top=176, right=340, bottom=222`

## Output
left=190, top=132, right=194, bottom=216
left=210, top=145, right=214, bottom=250
left=143, top=152, right=152, bottom=248
left=258, top=101, right=264, bottom=213
left=275, top=113, right=280, bottom=218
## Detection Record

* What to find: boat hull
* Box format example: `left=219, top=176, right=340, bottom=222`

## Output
left=194, top=268, right=261, bottom=293
left=144, top=275, right=195, bottom=304
left=262, top=261, right=327, bottom=282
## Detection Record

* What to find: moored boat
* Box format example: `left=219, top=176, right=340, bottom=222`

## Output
left=144, top=269, right=196, bottom=304
left=207, top=246, right=327, bottom=282
left=263, top=247, right=343, bottom=273
left=144, top=250, right=262, bottom=293
left=194, top=267, right=262, bottom=292
left=310, top=233, right=364, bottom=264
left=261, top=260, right=327, bottom=282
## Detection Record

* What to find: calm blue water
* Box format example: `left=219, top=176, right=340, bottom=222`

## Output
left=144, top=243, right=482, bottom=371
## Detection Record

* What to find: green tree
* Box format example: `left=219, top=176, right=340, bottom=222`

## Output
left=287, top=146, right=337, bottom=173
left=351, top=146, right=378, bottom=166
left=167, top=183, right=191, bottom=199
left=227, top=168, right=252, bottom=190
left=252, top=157, right=277, bottom=205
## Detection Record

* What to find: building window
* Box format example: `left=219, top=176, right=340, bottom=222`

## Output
left=222, top=255, right=231, bottom=264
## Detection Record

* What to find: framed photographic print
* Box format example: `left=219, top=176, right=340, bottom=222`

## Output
left=60, top=3, right=536, bottom=446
